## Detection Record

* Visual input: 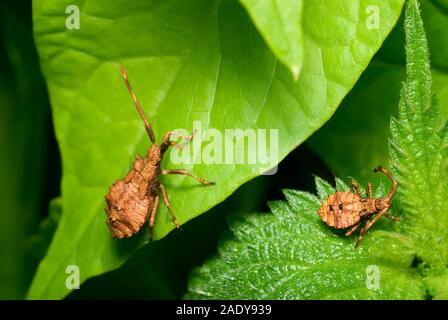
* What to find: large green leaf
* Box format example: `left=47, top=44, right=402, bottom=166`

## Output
left=29, top=0, right=404, bottom=299
left=308, top=0, right=448, bottom=184
left=240, top=0, right=303, bottom=79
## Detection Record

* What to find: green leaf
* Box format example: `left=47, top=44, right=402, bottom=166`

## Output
left=308, top=0, right=448, bottom=185
left=424, top=271, right=448, bottom=299
left=389, top=0, right=448, bottom=269
left=186, top=0, right=448, bottom=299
left=29, top=0, right=404, bottom=299
left=240, top=0, right=303, bottom=79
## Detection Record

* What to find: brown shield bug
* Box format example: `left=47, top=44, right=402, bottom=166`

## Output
left=105, top=65, right=215, bottom=240
left=318, top=166, right=399, bottom=248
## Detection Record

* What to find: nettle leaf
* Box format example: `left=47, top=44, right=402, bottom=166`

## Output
left=186, top=0, right=447, bottom=299
left=389, top=0, right=448, bottom=269
left=239, top=0, right=303, bottom=79
left=29, top=0, right=403, bottom=299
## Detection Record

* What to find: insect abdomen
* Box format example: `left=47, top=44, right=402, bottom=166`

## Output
left=105, top=157, right=155, bottom=238
left=318, top=191, right=361, bottom=229
left=105, top=179, right=151, bottom=238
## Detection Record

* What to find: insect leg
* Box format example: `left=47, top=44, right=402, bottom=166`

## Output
left=351, top=180, right=362, bottom=197
left=355, top=207, right=388, bottom=248
left=374, top=166, right=398, bottom=200
left=172, top=131, right=197, bottom=150
left=384, top=213, right=401, bottom=221
left=148, top=195, right=159, bottom=241
left=366, top=182, right=372, bottom=198
left=120, top=65, right=157, bottom=144
left=160, top=131, right=195, bottom=153
left=345, top=222, right=361, bottom=236
left=159, top=183, right=181, bottom=229
left=162, top=169, right=215, bottom=185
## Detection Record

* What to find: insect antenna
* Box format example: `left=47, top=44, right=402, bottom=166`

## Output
left=374, top=166, right=398, bottom=200
left=120, top=65, right=157, bottom=144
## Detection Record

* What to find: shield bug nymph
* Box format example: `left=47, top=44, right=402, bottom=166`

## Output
left=318, top=166, right=400, bottom=248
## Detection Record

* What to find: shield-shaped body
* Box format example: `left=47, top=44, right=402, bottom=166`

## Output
left=318, top=191, right=363, bottom=229
left=105, top=151, right=160, bottom=238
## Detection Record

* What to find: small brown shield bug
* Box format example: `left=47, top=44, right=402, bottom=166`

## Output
left=318, top=166, right=399, bottom=248
left=105, top=65, right=215, bottom=240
